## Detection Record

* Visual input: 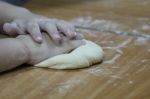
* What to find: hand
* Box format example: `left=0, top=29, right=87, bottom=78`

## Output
left=3, top=15, right=83, bottom=44
left=16, top=33, right=84, bottom=65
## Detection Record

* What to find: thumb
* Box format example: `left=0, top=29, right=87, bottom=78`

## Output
left=61, top=39, right=85, bottom=53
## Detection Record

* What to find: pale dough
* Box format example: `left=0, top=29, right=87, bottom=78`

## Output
left=35, top=40, right=103, bottom=69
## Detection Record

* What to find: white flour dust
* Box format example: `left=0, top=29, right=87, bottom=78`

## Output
left=135, top=66, right=147, bottom=74
left=110, top=75, right=122, bottom=79
left=83, top=66, right=125, bottom=81
left=103, top=54, right=121, bottom=64
left=84, top=67, right=113, bottom=76
left=134, top=37, right=148, bottom=45
left=142, top=25, right=150, bottom=30
left=55, top=76, right=86, bottom=94
left=103, top=38, right=132, bottom=64
left=100, top=41, right=114, bottom=44
left=128, top=81, right=134, bottom=84
left=71, top=16, right=121, bottom=31
left=141, top=59, right=150, bottom=63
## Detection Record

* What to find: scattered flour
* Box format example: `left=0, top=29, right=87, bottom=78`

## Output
left=84, top=67, right=113, bottom=76
left=103, top=38, right=132, bottom=64
left=100, top=41, right=114, bottom=44
left=142, top=25, right=150, bottom=30
left=55, top=76, right=86, bottom=94
left=134, top=37, right=148, bottom=45
left=135, top=66, right=147, bottom=74
left=110, top=75, right=122, bottom=79
left=128, top=81, right=133, bottom=84
left=141, top=59, right=150, bottom=63
left=103, top=54, right=121, bottom=64
left=71, top=16, right=121, bottom=31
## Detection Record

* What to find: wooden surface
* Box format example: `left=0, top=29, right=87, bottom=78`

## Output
left=0, top=0, right=150, bottom=99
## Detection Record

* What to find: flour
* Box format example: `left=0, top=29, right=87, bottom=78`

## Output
left=103, top=39, right=132, bottom=64
left=103, top=54, right=121, bottom=64
left=55, top=76, right=86, bottom=94
left=71, top=16, right=121, bottom=31
left=135, top=66, right=147, bottom=74
left=142, top=25, right=150, bottom=30
left=84, top=67, right=113, bottom=76
left=71, top=16, right=93, bottom=27
left=100, top=41, right=114, bottom=44
left=103, top=46, right=123, bottom=54
left=128, top=81, right=133, bottom=84
left=141, top=59, right=150, bottom=63
left=134, top=37, right=148, bottom=45
left=118, top=38, right=132, bottom=48
left=103, top=38, right=132, bottom=51
left=110, top=75, right=122, bottom=79
left=111, top=66, right=120, bottom=69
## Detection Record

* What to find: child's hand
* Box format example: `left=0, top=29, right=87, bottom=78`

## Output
left=17, top=33, right=84, bottom=65
left=3, top=15, right=82, bottom=44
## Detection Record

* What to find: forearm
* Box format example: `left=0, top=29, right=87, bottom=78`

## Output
left=0, top=1, right=33, bottom=22
left=0, top=38, right=29, bottom=72
left=0, top=1, right=33, bottom=31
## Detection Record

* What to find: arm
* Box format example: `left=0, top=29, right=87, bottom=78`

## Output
left=0, top=1, right=32, bottom=26
left=0, top=1, right=81, bottom=44
left=0, top=33, right=83, bottom=72
left=0, top=38, right=29, bottom=72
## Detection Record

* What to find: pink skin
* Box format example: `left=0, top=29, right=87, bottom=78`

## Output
left=0, top=1, right=85, bottom=72
left=17, top=33, right=85, bottom=65
left=0, top=33, right=85, bottom=72
left=3, top=17, right=81, bottom=44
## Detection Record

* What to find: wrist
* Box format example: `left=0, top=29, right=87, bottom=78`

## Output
left=11, top=7, right=34, bottom=20
left=0, top=1, right=33, bottom=22
left=16, top=36, right=31, bottom=64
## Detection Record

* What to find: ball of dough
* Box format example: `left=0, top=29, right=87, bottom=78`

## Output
left=35, top=40, right=103, bottom=69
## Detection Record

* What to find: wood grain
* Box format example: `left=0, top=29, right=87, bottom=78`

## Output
left=0, top=0, right=150, bottom=99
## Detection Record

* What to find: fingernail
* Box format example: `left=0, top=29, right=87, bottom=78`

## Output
left=3, top=23, right=11, bottom=33
left=54, top=34, right=60, bottom=39
left=73, top=32, right=77, bottom=36
left=54, top=35, right=61, bottom=41
left=37, top=37, right=42, bottom=42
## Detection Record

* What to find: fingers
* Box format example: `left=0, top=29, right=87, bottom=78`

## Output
left=74, top=33, right=84, bottom=40
left=4, top=21, right=43, bottom=43
left=3, top=22, right=26, bottom=36
left=27, top=22, right=43, bottom=43
left=39, top=22, right=61, bottom=44
left=39, top=20, right=83, bottom=44
left=69, top=40, right=85, bottom=49
left=56, top=21, right=77, bottom=39
left=3, top=18, right=83, bottom=45
left=3, top=23, right=19, bottom=36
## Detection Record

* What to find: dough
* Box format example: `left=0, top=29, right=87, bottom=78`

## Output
left=35, top=40, right=103, bottom=69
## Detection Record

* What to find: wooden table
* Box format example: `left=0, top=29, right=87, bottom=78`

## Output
left=0, top=0, right=150, bottom=99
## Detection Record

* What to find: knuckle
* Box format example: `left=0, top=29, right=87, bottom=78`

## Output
left=28, top=24, right=37, bottom=31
